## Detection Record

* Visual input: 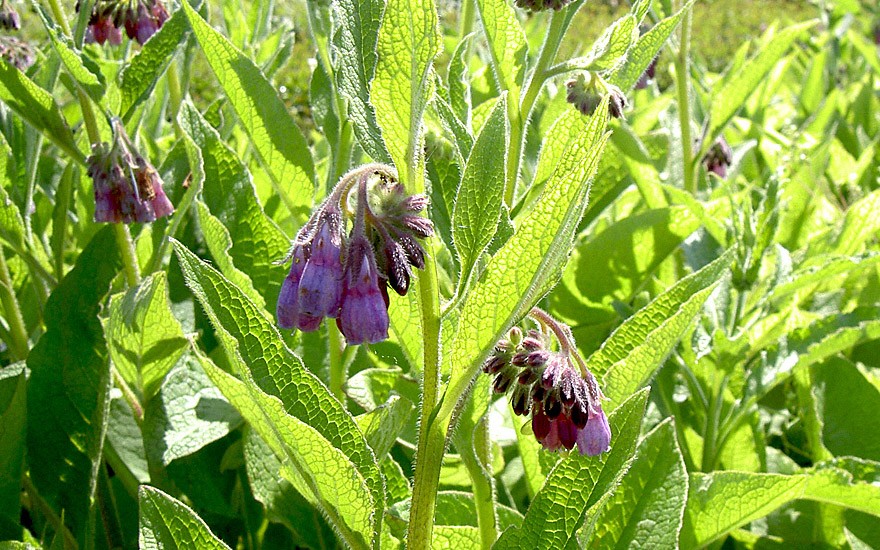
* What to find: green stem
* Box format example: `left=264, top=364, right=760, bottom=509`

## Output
left=406, top=234, right=444, bottom=550
left=103, top=441, right=141, bottom=500
left=114, top=224, right=141, bottom=288
left=459, top=0, right=475, bottom=39
left=674, top=1, right=696, bottom=195
left=701, top=375, right=727, bottom=472
left=460, top=417, right=498, bottom=549
left=329, top=119, right=354, bottom=191
left=0, top=247, right=29, bottom=360
left=327, top=320, right=346, bottom=402
left=96, top=466, right=124, bottom=550
left=23, top=474, right=79, bottom=550
left=167, top=62, right=184, bottom=138
left=504, top=9, right=568, bottom=207
left=146, top=170, right=201, bottom=274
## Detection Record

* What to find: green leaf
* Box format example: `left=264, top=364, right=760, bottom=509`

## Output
left=120, top=8, right=190, bottom=120
left=452, top=95, right=507, bottom=291
left=370, top=0, right=440, bottom=189
left=345, top=367, right=420, bottom=412
left=596, top=250, right=733, bottom=406
left=447, top=34, right=474, bottom=124
left=813, top=357, right=880, bottom=461
left=608, top=1, right=694, bottom=91
left=331, top=0, right=390, bottom=162
left=804, top=458, right=880, bottom=517
left=106, top=272, right=188, bottom=400
left=178, top=102, right=290, bottom=310
left=0, top=148, right=26, bottom=253
left=585, top=15, right=638, bottom=72
left=768, top=253, right=880, bottom=305
left=197, top=351, right=377, bottom=550
left=26, top=227, right=120, bottom=540
left=143, top=356, right=242, bottom=466
left=389, top=490, right=522, bottom=529
left=494, top=389, right=649, bottom=550
left=829, top=189, right=880, bottom=256
left=0, top=365, right=26, bottom=539
left=172, top=242, right=383, bottom=549
left=180, top=0, right=315, bottom=220
left=138, top=486, right=231, bottom=549
left=34, top=6, right=106, bottom=102
left=243, top=429, right=337, bottom=549
left=706, top=21, right=814, bottom=144
left=680, top=471, right=806, bottom=547
left=105, top=390, right=150, bottom=484
left=476, top=0, right=527, bottom=93
left=0, top=60, right=82, bottom=163
left=590, top=419, right=687, bottom=549
left=355, top=395, right=414, bottom=461
left=444, top=108, right=609, bottom=419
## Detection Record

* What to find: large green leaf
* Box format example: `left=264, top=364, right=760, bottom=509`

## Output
left=354, top=394, right=414, bottom=461
left=172, top=242, right=384, bottom=549
left=829, top=189, right=880, bottom=256
left=35, top=6, right=106, bottom=102
left=26, top=227, right=120, bottom=541
left=596, top=250, right=733, bottom=406
left=180, top=0, right=315, bottom=220
left=475, top=0, right=527, bottom=93
left=370, top=0, right=439, bottom=189
left=452, top=95, right=507, bottom=291
left=803, top=458, right=880, bottom=517
left=120, top=8, right=190, bottom=120
left=138, top=486, right=231, bottom=549
left=0, top=365, right=26, bottom=539
left=494, top=389, right=649, bottom=550
left=443, top=108, right=609, bottom=419
left=0, top=60, right=82, bottom=162
left=106, top=272, right=188, bottom=400
left=331, top=0, right=389, bottom=162
left=813, top=357, right=880, bottom=461
left=589, top=420, right=687, bottom=548
left=178, top=102, right=289, bottom=310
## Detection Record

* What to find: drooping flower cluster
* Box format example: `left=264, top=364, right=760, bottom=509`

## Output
left=0, top=36, right=34, bottom=70
left=703, top=137, right=733, bottom=178
left=78, top=0, right=169, bottom=46
left=566, top=72, right=627, bottom=119
left=482, top=310, right=611, bottom=456
left=0, top=0, right=20, bottom=31
left=86, top=119, right=174, bottom=223
left=513, top=0, right=574, bottom=12
left=277, top=166, right=433, bottom=345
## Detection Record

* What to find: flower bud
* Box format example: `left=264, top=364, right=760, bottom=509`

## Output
left=703, top=137, right=733, bottom=178
left=297, top=214, right=344, bottom=318
left=0, top=37, right=35, bottom=70
left=0, top=1, right=21, bottom=31
left=576, top=407, right=612, bottom=456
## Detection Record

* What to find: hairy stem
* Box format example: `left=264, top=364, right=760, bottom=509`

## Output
left=114, top=224, right=141, bottom=288
left=674, top=1, right=696, bottom=194
left=327, top=320, right=346, bottom=402
left=0, top=247, right=29, bottom=360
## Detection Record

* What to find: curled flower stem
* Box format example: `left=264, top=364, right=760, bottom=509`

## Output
left=527, top=307, right=593, bottom=376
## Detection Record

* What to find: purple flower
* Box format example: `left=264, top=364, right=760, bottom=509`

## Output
left=276, top=244, right=322, bottom=331
left=577, top=407, right=612, bottom=456
left=0, top=1, right=21, bottom=31
left=297, top=214, right=344, bottom=318
left=703, top=137, right=733, bottom=178
left=339, top=238, right=389, bottom=345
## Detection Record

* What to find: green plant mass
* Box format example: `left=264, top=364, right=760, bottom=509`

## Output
left=1, top=0, right=879, bottom=548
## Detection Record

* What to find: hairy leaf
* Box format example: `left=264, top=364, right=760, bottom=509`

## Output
left=139, top=486, right=230, bottom=549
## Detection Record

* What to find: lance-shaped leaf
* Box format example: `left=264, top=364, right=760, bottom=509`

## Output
left=106, top=272, right=188, bottom=401
left=476, top=0, right=527, bottom=93
left=370, top=0, right=440, bottom=189
left=139, top=486, right=230, bottom=549
left=0, top=61, right=82, bottom=162
left=452, top=95, right=507, bottom=291
left=26, top=227, right=120, bottom=540
left=0, top=365, right=26, bottom=539
left=172, top=242, right=384, bottom=548
left=443, top=108, right=609, bottom=420
left=590, top=419, right=688, bottom=548
left=178, top=102, right=289, bottom=310
left=331, top=0, right=389, bottom=162
left=34, top=6, right=106, bottom=102
left=180, top=0, right=315, bottom=220
left=596, top=250, right=733, bottom=406
left=494, top=389, right=649, bottom=549
left=120, top=8, right=190, bottom=121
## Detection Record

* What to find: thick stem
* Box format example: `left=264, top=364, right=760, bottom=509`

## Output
left=327, top=320, right=346, bottom=402
left=0, top=247, right=29, bottom=360
left=700, top=375, right=727, bottom=472
left=504, top=10, right=568, bottom=207
left=459, top=0, right=475, bottom=40
left=461, top=417, right=498, bottom=549
left=674, top=2, right=696, bottom=195
left=113, top=224, right=141, bottom=288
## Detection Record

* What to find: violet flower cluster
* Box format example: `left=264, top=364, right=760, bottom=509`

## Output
left=566, top=72, right=627, bottom=119
left=77, top=0, right=169, bottom=46
left=86, top=119, right=174, bottom=224
left=703, top=137, right=733, bottom=178
left=277, top=166, right=433, bottom=346
left=482, top=310, right=611, bottom=456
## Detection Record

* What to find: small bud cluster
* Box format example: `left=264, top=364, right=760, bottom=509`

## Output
left=77, top=0, right=169, bottom=46
left=513, top=0, right=574, bottom=12
left=0, top=0, right=20, bottom=31
left=703, top=137, right=733, bottom=178
left=482, top=313, right=611, bottom=456
left=0, top=36, right=34, bottom=70
left=565, top=72, right=627, bottom=119
left=277, top=166, right=433, bottom=346
left=86, top=119, right=174, bottom=223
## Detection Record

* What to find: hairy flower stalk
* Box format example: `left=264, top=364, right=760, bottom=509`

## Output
left=277, top=164, right=433, bottom=345
left=86, top=119, right=174, bottom=224
left=482, top=308, right=611, bottom=455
